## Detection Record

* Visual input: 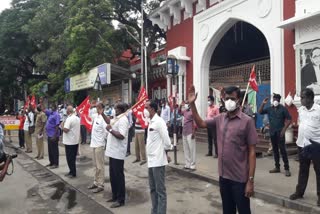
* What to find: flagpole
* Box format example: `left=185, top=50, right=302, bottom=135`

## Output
left=242, top=82, right=250, bottom=108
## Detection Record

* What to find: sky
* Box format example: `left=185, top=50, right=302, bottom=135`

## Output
left=0, top=0, right=11, bottom=13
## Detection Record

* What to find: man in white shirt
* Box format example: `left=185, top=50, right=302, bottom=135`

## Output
left=62, top=105, right=80, bottom=178
left=145, top=100, right=173, bottom=214
left=24, top=105, right=35, bottom=153
left=290, top=88, right=320, bottom=206
left=88, top=102, right=108, bottom=193
left=105, top=103, right=129, bottom=208
left=160, top=99, right=171, bottom=126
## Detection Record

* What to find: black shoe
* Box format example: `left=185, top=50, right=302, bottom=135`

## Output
left=140, top=160, right=147, bottom=165
left=285, top=170, right=291, bottom=177
left=289, top=193, right=303, bottom=200
left=110, top=201, right=124, bottom=208
left=269, top=168, right=280, bottom=173
left=45, top=164, right=52, bottom=167
left=205, top=153, right=213, bottom=157
left=132, top=159, right=140, bottom=163
left=107, top=198, right=117, bottom=203
left=49, top=165, right=59, bottom=169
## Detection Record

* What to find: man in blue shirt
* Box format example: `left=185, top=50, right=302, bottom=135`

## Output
left=258, top=93, right=292, bottom=177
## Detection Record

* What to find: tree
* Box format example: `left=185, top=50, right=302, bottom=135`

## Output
left=108, top=0, right=167, bottom=74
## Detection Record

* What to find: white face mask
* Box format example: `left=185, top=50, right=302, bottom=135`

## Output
left=225, top=99, right=237, bottom=112
left=184, top=104, right=189, bottom=109
left=208, top=101, right=212, bottom=106
left=273, top=101, right=279, bottom=107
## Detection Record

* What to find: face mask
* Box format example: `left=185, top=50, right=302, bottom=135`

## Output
left=273, top=101, right=279, bottom=107
left=208, top=101, right=212, bottom=106
left=225, top=99, right=237, bottom=112
left=184, top=104, right=189, bottom=109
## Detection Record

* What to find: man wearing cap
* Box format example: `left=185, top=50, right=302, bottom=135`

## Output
left=258, top=93, right=292, bottom=177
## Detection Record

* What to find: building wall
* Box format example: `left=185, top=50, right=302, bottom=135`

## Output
left=166, top=17, right=194, bottom=96
left=283, top=0, right=297, bottom=122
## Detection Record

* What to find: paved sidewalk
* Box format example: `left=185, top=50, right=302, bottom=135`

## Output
left=168, top=140, right=320, bottom=212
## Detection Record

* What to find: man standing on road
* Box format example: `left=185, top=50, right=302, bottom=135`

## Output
left=181, top=101, right=197, bottom=170
left=206, top=95, right=219, bottom=157
left=35, top=105, right=47, bottom=160
left=45, top=104, right=61, bottom=169
left=160, top=99, right=171, bottom=127
left=132, top=108, right=149, bottom=165
left=188, top=85, right=257, bottom=214
left=17, top=109, right=25, bottom=149
left=105, top=103, right=129, bottom=208
left=24, top=105, right=35, bottom=153
left=145, top=100, right=173, bottom=214
left=289, top=88, right=320, bottom=206
left=258, top=94, right=292, bottom=177
left=88, top=102, right=108, bottom=193
left=62, top=105, right=80, bottom=178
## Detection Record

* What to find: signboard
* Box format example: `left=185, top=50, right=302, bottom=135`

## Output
left=0, top=116, right=20, bottom=130
left=97, top=63, right=111, bottom=85
left=69, top=68, right=98, bottom=91
left=64, top=78, right=70, bottom=93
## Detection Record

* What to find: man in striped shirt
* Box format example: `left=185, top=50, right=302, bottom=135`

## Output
left=132, top=109, right=149, bottom=165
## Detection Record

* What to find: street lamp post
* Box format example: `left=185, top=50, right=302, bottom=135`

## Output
left=167, top=55, right=179, bottom=165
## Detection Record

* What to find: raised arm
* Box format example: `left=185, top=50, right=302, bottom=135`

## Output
left=187, top=85, right=207, bottom=128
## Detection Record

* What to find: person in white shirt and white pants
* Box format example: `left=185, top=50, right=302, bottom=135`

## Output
left=62, top=105, right=80, bottom=178
left=145, top=100, right=173, bottom=214
left=290, top=88, right=320, bottom=206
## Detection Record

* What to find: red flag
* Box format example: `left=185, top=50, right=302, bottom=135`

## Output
left=249, top=65, right=259, bottom=92
left=76, top=96, right=92, bottom=132
left=137, top=86, right=147, bottom=101
left=24, top=97, right=30, bottom=110
left=132, top=97, right=148, bottom=129
left=30, top=95, right=36, bottom=108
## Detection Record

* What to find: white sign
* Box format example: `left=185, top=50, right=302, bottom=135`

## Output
left=70, top=68, right=98, bottom=91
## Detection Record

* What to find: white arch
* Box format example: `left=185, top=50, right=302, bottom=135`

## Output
left=193, top=0, right=284, bottom=117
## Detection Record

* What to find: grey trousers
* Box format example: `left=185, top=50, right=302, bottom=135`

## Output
left=148, top=166, right=166, bottom=214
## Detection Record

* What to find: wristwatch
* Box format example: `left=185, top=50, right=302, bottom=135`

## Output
left=108, top=129, right=113, bottom=133
left=249, top=176, right=254, bottom=182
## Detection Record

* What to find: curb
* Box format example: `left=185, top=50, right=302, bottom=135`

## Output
left=9, top=144, right=115, bottom=214
left=168, top=164, right=320, bottom=213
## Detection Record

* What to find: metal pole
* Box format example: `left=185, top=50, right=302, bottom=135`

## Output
left=144, top=46, right=148, bottom=94
left=172, top=60, right=178, bottom=165
left=140, top=1, right=144, bottom=88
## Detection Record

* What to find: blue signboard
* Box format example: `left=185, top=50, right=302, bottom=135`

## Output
left=98, top=64, right=108, bottom=85
left=64, top=78, right=70, bottom=93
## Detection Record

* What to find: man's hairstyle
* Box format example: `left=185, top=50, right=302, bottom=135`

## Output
left=225, top=86, right=241, bottom=98
left=273, top=93, right=281, bottom=100
left=115, top=103, right=126, bottom=113
left=311, top=47, right=320, bottom=57
left=208, top=95, right=215, bottom=102
left=301, top=88, right=315, bottom=100
left=149, top=100, right=158, bottom=112
left=96, top=102, right=105, bottom=109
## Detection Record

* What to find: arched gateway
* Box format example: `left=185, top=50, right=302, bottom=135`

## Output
left=193, top=0, right=284, bottom=118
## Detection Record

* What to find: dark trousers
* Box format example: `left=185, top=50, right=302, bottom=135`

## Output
left=18, top=130, right=25, bottom=147
left=219, top=177, right=251, bottom=214
left=48, top=137, right=59, bottom=166
left=109, top=157, right=125, bottom=203
left=270, top=131, right=289, bottom=170
left=80, top=125, right=87, bottom=144
left=295, top=149, right=320, bottom=197
left=65, top=144, right=78, bottom=176
left=149, top=166, right=166, bottom=214
left=127, top=127, right=134, bottom=153
left=207, top=127, right=218, bottom=155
